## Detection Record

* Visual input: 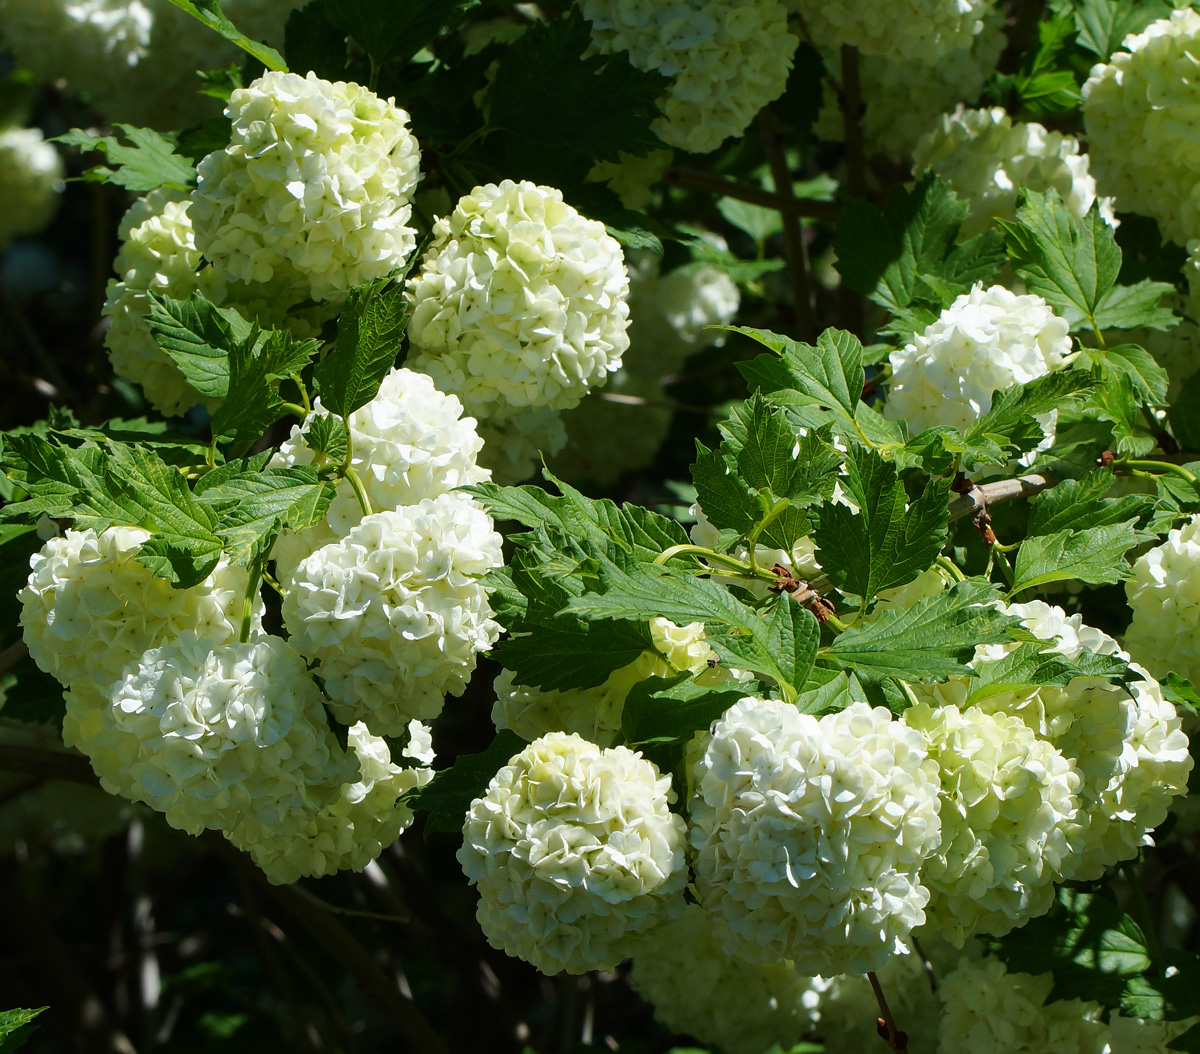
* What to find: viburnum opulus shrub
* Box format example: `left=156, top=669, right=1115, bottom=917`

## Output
left=9, top=0, right=1200, bottom=1050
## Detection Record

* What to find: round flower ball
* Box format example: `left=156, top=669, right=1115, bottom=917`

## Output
left=459, top=732, right=687, bottom=975
left=1083, top=9, right=1200, bottom=246
left=18, top=526, right=257, bottom=754
left=90, top=632, right=356, bottom=836
left=690, top=697, right=942, bottom=977
left=0, top=127, right=64, bottom=250
left=884, top=284, right=1071, bottom=436
left=938, top=957, right=1109, bottom=1054
left=270, top=367, right=490, bottom=574
left=901, top=701, right=1081, bottom=946
left=786, top=0, right=991, bottom=64
left=281, top=497, right=503, bottom=737
left=813, top=13, right=1005, bottom=162
left=1125, top=516, right=1200, bottom=685
left=102, top=189, right=227, bottom=417
left=229, top=720, right=434, bottom=884
left=405, top=180, right=630, bottom=420
left=912, top=107, right=1114, bottom=238
left=628, top=904, right=819, bottom=1054
left=579, top=0, right=798, bottom=154
left=192, top=71, right=420, bottom=303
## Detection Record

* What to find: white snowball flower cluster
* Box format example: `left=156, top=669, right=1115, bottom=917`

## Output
left=918, top=601, right=1192, bottom=881
left=1125, top=516, right=1200, bottom=685
left=579, top=0, right=798, bottom=154
left=406, top=180, right=630, bottom=424
left=787, top=0, right=990, bottom=64
left=102, top=189, right=226, bottom=417
left=91, top=633, right=355, bottom=836
left=282, top=497, right=502, bottom=737
left=912, top=107, right=1115, bottom=238
left=938, top=957, right=1110, bottom=1054
left=885, top=284, right=1071, bottom=436
left=690, top=697, right=942, bottom=976
left=901, top=702, right=1081, bottom=945
left=0, top=127, right=64, bottom=251
left=458, top=732, right=688, bottom=975
left=628, top=904, right=818, bottom=1054
left=271, top=367, right=490, bottom=573
left=0, top=0, right=302, bottom=128
left=813, top=13, right=1005, bottom=162
left=18, top=526, right=256, bottom=755
left=1083, top=9, right=1200, bottom=245
left=230, top=720, right=435, bottom=884
left=193, top=71, right=420, bottom=303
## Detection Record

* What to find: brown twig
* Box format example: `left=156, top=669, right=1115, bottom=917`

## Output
left=0, top=743, right=97, bottom=784
left=868, top=970, right=908, bottom=1053
left=758, top=108, right=815, bottom=340
left=0, top=639, right=28, bottom=678
left=662, top=165, right=838, bottom=222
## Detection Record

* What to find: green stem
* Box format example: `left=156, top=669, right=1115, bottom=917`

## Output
left=344, top=465, right=373, bottom=518
left=745, top=498, right=787, bottom=577
left=824, top=613, right=849, bottom=634
left=653, top=543, right=777, bottom=579
left=281, top=402, right=308, bottom=420
left=289, top=374, right=311, bottom=415
left=239, top=558, right=265, bottom=644
left=1123, top=860, right=1167, bottom=974
left=993, top=549, right=1015, bottom=590
left=936, top=555, right=966, bottom=583
left=1121, top=459, right=1197, bottom=484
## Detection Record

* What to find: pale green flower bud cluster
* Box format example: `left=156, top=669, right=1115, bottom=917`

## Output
left=913, top=107, right=1115, bottom=238
left=579, top=0, right=798, bottom=155
left=0, top=127, right=64, bottom=251
left=813, top=12, right=1005, bottom=162
left=1083, top=8, right=1200, bottom=245
left=458, top=731, right=688, bottom=974
left=786, top=0, right=992, bottom=64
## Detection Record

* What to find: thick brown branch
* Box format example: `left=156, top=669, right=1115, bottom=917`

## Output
left=947, top=473, right=1052, bottom=525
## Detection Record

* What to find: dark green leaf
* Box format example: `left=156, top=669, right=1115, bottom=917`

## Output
left=620, top=674, right=748, bottom=750
left=967, top=642, right=1133, bottom=703
left=763, top=595, right=820, bottom=695
left=1074, top=0, right=1170, bottom=59
left=488, top=10, right=667, bottom=162
left=296, top=0, right=472, bottom=68
left=401, top=730, right=526, bottom=836
left=1169, top=369, right=1200, bottom=452
left=284, top=1, right=349, bottom=79
left=1089, top=372, right=1157, bottom=457
left=160, top=0, right=288, bottom=71
left=1027, top=469, right=1154, bottom=536
left=691, top=440, right=756, bottom=538
left=55, top=124, right=195, bottom=192
left=0, top=1006, right=47, bottom=1052
left=813, top=446, right=952, bottom=601
left=146, top=290, right=256, bottom=399
left=300, top=413, right=350, bottom=464
left=822, top=579, right=1023, bottom=685
left=211, top=329, right=320, bottom=444
left=732, top=327, right=865, bottom=425
left=313, top=279, right=405, bottom=417
left=1092, top=279, right=1178, bottom=332
left=1011, top=519, right=1146, bottom=593
left=793, top=670, right=868, bottom=715
left=1078, top=342, right=1171, bottom=406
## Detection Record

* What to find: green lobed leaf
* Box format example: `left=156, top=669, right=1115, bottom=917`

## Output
left=1074, top=0, right=1171, bottom=59
left=1026, top=468, right=1154, bottom=536
left=793, top=670, right=869, bottom=715
left=1010, top=519, right=1147, bottom=594
left=313, top=279, right=407, bottom=417
left=821, top=579, right=1024, bottom=686
left=1092, top=278, right=1178, bottom=332
left=55, top=124, right=196, bottom=192
left=966, top=642, right=1134, bottom=703
left=691, top=440, right=756, bottom=539
left=996, top=191, right=1121, bottom=333
left=487, top=10, right=668, bottom=162
left=300, top=413, right=350, bottom=464
left=1169, top=370, right=1200, bottom=452
left=1088, top=372, right=1157, bottom=457
left=401, top=730, right=526, bottom=837
left=296, top=0, right=473, bottom=68
left=0, top=1007, right=47, bottom=1052
left=762, top=595, right=821, bottom=697
left=211, top=329, right=321, bottom=445
left=160, top=0, right=288, bottom=71
left=812, top=446, right=952, bottom=602
left=145, top=290, right=256, bottom=399
left=620, top=674, right=750, bottom=750
left=1077, top=342, right=1171, bottom=407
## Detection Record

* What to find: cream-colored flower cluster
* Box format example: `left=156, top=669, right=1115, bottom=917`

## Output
left=913, top=107, right=1114, bottom=237
left=1125, top=516, right=1200, bottom=685
left=282, top=498, right=502, bottom=737
left=1083, top=9, right=1200, bottom=245
left=813, top=13, right=1005, bottom=162
left=193, top=71, right=421, bottom=303
left=231, top=721, right=434, bottom=884
left=918, top=601, right=1192, bottom=883
left=93, top=632, right=355, bottom=835
left=0, top=0, right=301, bottom=128
left=629, top=904, right=819, bottom=1054
left=271, top=367, right=490, bottom=573
left=787, top=0, right=991, bottom=64
left=0, top=127, right=64, bottom=250
left=885, top=284, right=1071, bottom=436
left=902, top=702, right=1081, bottom=945
left=690, top=697, right=942, bottom=976
left=458, top=732, right=688, bottom=974
left=579, top=0, right=798, bottom=154
left=407, top=180, right=630, bottom=418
